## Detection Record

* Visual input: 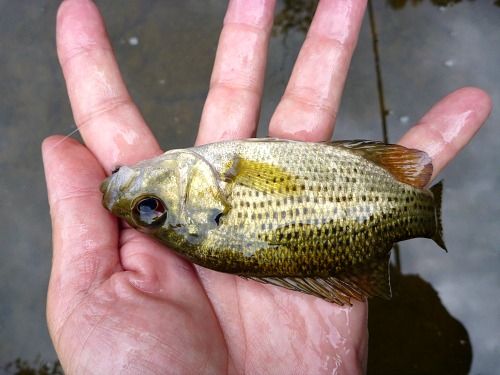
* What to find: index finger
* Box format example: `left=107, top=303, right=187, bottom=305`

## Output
left=56, top=0, right=162, bottom=172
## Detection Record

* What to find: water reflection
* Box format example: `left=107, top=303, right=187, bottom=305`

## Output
left=272, top=0, right=500, bottom=34
left=273, top=0, right=318, bottom=35
left=388, top=0, right=500, bottom=9
left=367, top=266, right=472, bottom=374
left=2, top=357, right=62, bottom=375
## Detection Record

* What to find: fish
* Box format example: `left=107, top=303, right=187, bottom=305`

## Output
left=100, top=138, right=446, bottom=305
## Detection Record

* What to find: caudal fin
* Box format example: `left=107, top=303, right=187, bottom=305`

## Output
left=430, top=180, right=447, bottom=251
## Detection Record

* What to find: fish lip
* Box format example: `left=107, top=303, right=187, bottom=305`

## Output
left=100, top=166, right=123, bottom=194
left=100, top=175, right=118, bottom=211
left=100, top=177, right=111, bottom=193
left=100, top=166, right=138, bottom=212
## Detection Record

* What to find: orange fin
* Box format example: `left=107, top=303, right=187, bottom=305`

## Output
left=331, top=140, right=433, bottom=189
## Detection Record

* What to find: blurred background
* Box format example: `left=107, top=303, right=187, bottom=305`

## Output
left=1, top=1, right=498, bottom=374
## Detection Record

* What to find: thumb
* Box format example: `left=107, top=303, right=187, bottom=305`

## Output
left=42, top=136, right=120, bottom=328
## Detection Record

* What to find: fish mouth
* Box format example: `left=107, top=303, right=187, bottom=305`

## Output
left=100, top=166, right=123, bottom=193
left=100, top=175, right=118, bottom=212
left=100, top=176, right=111, bottom=193
left=100, top=166, right=138, bottom=212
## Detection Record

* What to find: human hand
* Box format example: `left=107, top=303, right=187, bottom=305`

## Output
left=42, top=0, right=491, bottom=374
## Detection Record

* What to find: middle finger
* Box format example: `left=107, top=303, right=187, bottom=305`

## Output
left=196, top=0, right=277, bottom=145
left=269, top=0, right=367, bottom=142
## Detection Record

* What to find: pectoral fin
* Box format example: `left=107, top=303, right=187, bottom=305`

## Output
left=222, top=157, right=302, bottom=196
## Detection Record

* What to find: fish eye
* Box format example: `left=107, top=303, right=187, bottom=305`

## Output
left=132, top=196, right=167, bottom=229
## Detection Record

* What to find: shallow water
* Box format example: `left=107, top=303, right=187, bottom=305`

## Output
left=0, top=1, right=498, bottom=373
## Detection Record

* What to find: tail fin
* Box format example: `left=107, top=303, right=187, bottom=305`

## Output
left=430, top=180, right=447, bottom=251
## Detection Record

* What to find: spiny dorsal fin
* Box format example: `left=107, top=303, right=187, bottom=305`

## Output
left=221, top=156, right=302, bottom=196
left=242, top=251, right=393, bottom=305
left=330, top=140, right=433, bottom=189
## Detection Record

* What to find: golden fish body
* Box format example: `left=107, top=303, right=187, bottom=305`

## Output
left=101, top=139, right=446, bottom=305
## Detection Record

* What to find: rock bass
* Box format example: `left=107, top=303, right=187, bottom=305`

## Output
left=100, top=138, right=446, bottom=305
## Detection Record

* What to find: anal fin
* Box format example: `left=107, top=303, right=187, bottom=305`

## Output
left=345, top=251, right=392, bottom=300
left=242, top=251, right=393, bottom=305
left=243, top=276, right=365, bottom=306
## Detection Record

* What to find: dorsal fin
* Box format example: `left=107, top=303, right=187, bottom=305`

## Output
left=242, top=250, right=393, bottom=305
left=330, top=140, right=433, bottom=189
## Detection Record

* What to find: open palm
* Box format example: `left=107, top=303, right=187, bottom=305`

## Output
left=43, top=1, right=490, bottom=374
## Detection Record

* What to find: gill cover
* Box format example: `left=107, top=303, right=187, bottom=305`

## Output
left=172, top=150, right=230, bottom=235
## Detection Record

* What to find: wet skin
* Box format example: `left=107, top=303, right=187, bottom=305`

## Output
left=42, top=0, right=491, bottom=374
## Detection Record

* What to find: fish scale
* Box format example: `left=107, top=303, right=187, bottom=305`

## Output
left=100, top=138, right=446, bottom=305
